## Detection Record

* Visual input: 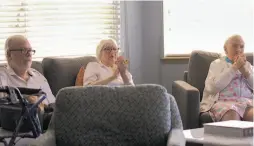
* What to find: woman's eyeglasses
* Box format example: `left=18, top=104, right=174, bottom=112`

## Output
left=103, top=47, right=120, bottom=52
left=10, top=48, right=36, bottom=55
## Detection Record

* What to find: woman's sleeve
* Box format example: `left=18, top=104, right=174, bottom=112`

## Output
left=125, top=70, right=134, bottom=85
left=83, top=62, right=99, bottom=86
left=245, top=62, right=253, bottom=89
left=204, top=60, right=237, bottom=94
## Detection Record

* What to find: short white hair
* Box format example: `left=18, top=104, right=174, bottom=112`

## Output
left=96, top=38, right=118, bottom=60
left=4, top=35, right=27, bottom=60
left=224, top=34, right=244, bottom=51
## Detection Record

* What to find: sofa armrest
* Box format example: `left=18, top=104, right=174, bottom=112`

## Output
left=29, top=130, right=56, bottom=146
left=172, top=80, right=200, bottom=130
left=167, top=128, right=186, bottom=146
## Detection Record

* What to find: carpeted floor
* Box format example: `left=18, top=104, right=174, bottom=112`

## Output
left=0, top=138, right=33, bottom=146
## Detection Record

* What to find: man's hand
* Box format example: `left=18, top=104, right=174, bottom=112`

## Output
left=26, top=95, right=37, bottom=104
left=26, top=95, right=45, bottom=111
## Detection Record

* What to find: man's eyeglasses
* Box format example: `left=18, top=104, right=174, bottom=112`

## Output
left=10, top=48, right=36, bottom=55
left=103, top=47, right=120, bottom=52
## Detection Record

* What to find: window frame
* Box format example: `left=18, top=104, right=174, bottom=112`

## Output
left=162, top=0, right=254, bottom=60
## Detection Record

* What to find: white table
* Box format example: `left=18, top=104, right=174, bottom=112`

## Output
left=183, top=128, right=253, bottom=146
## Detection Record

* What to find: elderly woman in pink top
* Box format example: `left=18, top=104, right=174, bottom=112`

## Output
left=83, top=38, right=134, bottom=86
left=200, top=34, right=253, bottom=122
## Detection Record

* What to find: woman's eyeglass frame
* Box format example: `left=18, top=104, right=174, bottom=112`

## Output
left=9, top=48, right=36, bottom=55
left=103, top=47, right=120, bottom=52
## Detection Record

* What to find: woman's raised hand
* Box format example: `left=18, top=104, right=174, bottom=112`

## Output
left=233, top=54, right=246, bottom=69
left=116, top=56, right=128, bottom=74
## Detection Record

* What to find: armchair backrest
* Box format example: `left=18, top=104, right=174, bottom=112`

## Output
left=246, top=54, right=253, bottom=65
left=42, top=56, right=97, bottom=96
left=52, top=85, right=176, bottom=146
left=187, top=51, right=220, bottom=99
left=0, top=61, right=43, bottom=75
left=187, top=50, right=253, bottom=100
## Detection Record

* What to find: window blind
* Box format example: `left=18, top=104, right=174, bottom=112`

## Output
left=163, top=0, right=253, bottom=56
left=0, top=0, right=120, bottom=61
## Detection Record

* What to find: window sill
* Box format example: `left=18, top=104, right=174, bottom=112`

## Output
left=161, top=56, right=189, bottom=60
left=162, top=54, right=190, bottom=60
left=161, top=55, right=190, bottom=64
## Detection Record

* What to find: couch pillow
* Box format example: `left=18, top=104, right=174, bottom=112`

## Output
left=75, top=66, right=85, bottom=86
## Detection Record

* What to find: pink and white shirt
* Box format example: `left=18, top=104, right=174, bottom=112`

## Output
left=83, top=62, right=134, bottom=86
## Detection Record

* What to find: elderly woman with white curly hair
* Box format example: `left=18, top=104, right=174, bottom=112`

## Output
left=83, top=38, right=134, bottom=86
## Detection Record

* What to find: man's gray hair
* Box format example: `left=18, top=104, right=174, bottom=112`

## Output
left=4, top=35, right=27, bottom=60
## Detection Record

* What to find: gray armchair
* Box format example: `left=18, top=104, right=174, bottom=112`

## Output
left=172, top=50, right=253, bottom=130
left=30, top=84, right=184, bottom=146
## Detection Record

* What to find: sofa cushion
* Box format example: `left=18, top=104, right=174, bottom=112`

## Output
left=42, top=56, right=97, bottom=96
left=187, top=51, right=221, bottom=100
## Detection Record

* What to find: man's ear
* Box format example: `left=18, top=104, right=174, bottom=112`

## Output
left=6, top=51, right=11, bottom=59
left=224, top=45, right=228, bottom=54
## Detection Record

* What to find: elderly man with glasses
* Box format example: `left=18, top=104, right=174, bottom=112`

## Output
left=0, top=35, right=55, bottom=131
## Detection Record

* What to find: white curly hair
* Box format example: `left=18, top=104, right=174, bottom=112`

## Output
left=96, top=38, right=118, bottom=60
